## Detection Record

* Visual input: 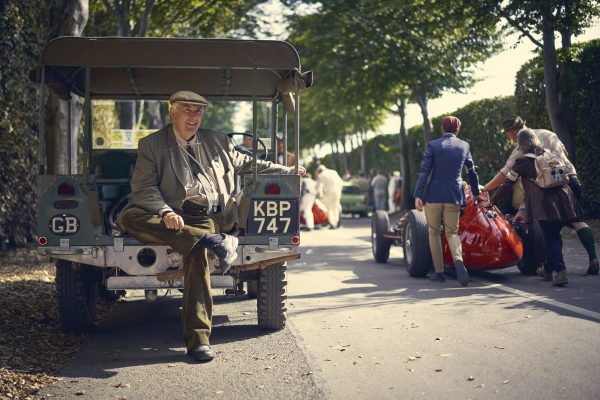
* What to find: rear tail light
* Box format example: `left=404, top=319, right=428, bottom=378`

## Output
left=265, top=183, right=281, bottom=195
left=38, top=236, right=48, bottom=246
left=57, top=182, right=75, bottom=196
left=291, top=236, right=300, bottom=245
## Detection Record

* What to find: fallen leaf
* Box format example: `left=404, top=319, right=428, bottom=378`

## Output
left=113, top=383, right=131, bottom=389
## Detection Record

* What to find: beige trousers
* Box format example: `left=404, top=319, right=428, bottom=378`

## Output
left=424, top=203, right=463, bottom=273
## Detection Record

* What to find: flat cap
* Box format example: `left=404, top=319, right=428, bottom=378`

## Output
left=502, top=115, right=525, bottom=131
left=169, top=90, right=210, bottom=106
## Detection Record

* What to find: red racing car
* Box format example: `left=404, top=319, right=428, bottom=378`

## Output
left=371, top=186, right=546, bottom=277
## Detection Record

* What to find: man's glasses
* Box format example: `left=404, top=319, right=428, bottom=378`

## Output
left=181, top=107, right=205, bottom=117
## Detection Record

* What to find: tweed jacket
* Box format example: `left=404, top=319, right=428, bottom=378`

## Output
left=414, top=133, right=480, bottom=206
left=128, top=125, right=292, bottom=224
left=500, top=128, right=576, bottom=177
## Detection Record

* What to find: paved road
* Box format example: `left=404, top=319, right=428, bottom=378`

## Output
left=41, top=217, right=600, bottom=399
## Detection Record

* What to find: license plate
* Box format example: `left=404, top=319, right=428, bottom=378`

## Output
left=247, top=199, right=298, bottom=235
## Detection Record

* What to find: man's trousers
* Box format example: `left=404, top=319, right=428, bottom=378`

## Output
left=119, top=206, right=216, bottom=350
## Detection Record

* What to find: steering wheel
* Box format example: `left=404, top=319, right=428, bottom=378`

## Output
left=227, top=132, right=269, bottom=161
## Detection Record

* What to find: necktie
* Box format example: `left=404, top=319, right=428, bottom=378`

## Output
left=186, top=143, right=202, bottom=179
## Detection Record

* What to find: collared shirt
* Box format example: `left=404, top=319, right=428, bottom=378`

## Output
left=500, top=128, right=576, bottom=177
left=173, top=128, right=218, bottom=207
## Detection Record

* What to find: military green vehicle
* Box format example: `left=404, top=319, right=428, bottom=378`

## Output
left=36, top=37, right=312, bottom=333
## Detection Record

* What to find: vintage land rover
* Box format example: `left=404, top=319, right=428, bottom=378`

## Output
left=36, top=37, right=311, bottom=333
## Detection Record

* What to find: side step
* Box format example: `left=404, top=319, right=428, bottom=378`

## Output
left=106, top=275, right=234, bottom=290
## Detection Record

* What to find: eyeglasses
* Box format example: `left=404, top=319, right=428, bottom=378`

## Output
left=181, top=107, right=205, bottom=117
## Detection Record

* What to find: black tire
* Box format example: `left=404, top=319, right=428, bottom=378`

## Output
left=371, top=211, right=392, bottom=263
left=247, top=280, right=258, bottom=299
left=403, top=210, right=433, bottom=277
left=517, top=222, right=547, bottom=275
left=257, top=263, right=287, bottom=330
left=56, top=260, right=98, bottom=333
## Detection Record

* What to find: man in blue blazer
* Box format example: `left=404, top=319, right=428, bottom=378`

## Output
left=413, top=116, right=481, bottom=286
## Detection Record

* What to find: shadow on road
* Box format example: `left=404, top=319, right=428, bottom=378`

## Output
left=289, top=237, right=600, bottom=325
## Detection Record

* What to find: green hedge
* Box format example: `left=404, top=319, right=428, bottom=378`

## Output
left=0, top=1, right=49, bottom=248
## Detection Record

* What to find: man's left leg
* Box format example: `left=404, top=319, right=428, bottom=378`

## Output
left=119, top=208, right=220, bottom=361
left=443, top=203, right=468, bottom=287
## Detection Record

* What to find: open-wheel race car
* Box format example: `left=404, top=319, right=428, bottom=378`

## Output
left=371, top=185, right=547, bottom=277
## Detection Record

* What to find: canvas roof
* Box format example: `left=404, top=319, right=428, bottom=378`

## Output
left=41, top=37, right=303, bottom=101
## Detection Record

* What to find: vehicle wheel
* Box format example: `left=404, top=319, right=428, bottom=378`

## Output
left=247, top=280, right=258, bottom=299
left=403, top=210, right=433, bottom=277
left=56, top=260, right=99, bottom=333
left=371, top=211, right=392, bottom=263
left=517, top=222, right=546, bottom=275
left=257, top=263, right=287, bottom=330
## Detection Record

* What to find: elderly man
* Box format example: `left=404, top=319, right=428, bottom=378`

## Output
left=484, top=116, right=598, bottom=276
left=118, top=91, right=304, bottom=362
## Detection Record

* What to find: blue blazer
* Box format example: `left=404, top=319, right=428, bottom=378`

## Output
left=414, top=133, right=480, bottom=206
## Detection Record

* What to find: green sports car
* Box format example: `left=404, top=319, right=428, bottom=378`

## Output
left=341, top=181, right=369, bottom=217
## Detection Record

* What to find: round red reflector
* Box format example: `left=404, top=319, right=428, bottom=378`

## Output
left=57, top=182, right=75, bottom=196
left=264, top=183, right=281, bottom=195
left=38, top=236, right=48, bottom=246
left=291, top=236, right=300, bottom=245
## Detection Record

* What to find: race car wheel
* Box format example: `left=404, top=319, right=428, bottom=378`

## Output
left=372, top=211, right=392, bottom=263
left=403, top=210, right=433, bottom=277
left=257, top=263, right=287, bottom=330
left=247, top=280, right=258, bottom=299
left=56, top=260, right=98, bottom=333
left=517, top=222, right=546, bottom=276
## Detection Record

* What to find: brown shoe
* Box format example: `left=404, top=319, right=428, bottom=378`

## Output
left=552, top=270, right=569, bottom=286
left=585, top=259, right=599, bottom=276
left=536, top=266, right=553, bottom=281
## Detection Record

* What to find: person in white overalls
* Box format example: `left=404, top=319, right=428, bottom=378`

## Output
left=314, top=165, right=344, bottom=229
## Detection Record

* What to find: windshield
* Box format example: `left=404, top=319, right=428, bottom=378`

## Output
left=91, top=100, right=240, bottom=150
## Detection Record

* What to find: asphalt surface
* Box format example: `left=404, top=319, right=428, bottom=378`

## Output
left=40, top=216, right=600, bottom=400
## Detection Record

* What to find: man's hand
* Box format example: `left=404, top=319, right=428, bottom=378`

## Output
left=162, top=211, right=184, bottom=230
left=290, top=165, right=306, bottom=176
left=415, top=197, right=424, bottom=212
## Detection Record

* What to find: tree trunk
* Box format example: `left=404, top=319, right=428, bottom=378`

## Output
left=341, top=138, right=349, bottom=172
left=413, top=90, right=433, bottom=143
left=558, top=26, right=575, bottom=161
left=397, top=97, right=412, bottom=211
left=45, top=0, right=88, bottom=174
left=541, top=10, right=574, bottom=157
left=360, top=131, right=367, bottom=178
